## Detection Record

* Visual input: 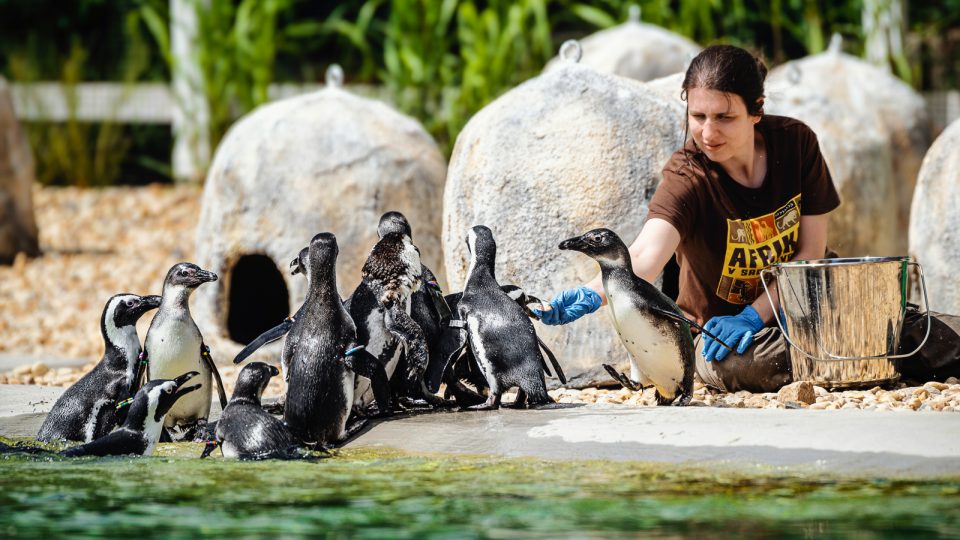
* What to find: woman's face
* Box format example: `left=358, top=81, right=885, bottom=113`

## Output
left=686, top=87, right=760, bottom=166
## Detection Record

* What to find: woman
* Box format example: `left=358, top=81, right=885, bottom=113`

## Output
left=534, top=44, right=840, bottom=393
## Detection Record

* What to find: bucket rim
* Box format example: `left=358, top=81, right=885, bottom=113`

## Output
left=772, top=256, right=909, bottom=269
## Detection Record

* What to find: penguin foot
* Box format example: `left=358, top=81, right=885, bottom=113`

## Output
left=603, top=364, right=641, bottom=391
left=671, top=393, right=692, bottom=407
left=468, top=393, right=502, bottom=411
left=654, top=391, right=677, bottom=406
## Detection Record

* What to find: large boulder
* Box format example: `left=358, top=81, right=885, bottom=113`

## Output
left=765, top=84, right=898, bottom=257
left=444, top=51, right=686, bottom=387
left=643, top=72, right=685, bottom=104
left=768, top=39, right=932, bottom=252
left=543, top=9, right=700, bottom=82
left=909, top=118, right=960, bottom=313
left=194, top=70, right=446, bottom=345
left=0, top=76, right=40, bottom=263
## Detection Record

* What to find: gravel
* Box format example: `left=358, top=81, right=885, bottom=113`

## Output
left=1, top=185, right=957, bottom=411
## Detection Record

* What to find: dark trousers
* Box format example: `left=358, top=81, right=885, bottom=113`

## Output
left=693, top=308, right=960, bottom=393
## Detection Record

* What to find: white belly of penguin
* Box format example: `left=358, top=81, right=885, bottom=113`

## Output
left=354, top=310, right=401, bottom=408
left=607, top=293, right=683, bottom=398
left=146, top=321, right=210, bottom=425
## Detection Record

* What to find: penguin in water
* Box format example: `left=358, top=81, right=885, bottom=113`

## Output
left=201, top=362, right=300, bottom=460
left=284, top=233, right=392, bottom=447
left=38, top=293, right=162, bottom=442
left=37, top=294, right=159, bottom=442
left=444, top=226, right=554, bottom=410
left=61, top=371, right=200, bottom=457
left=144, top=262, right=226, bottom=439
left=558, top=228, right=733, bottom=406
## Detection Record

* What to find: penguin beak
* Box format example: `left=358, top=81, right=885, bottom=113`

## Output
left=143, top=295, right=162, bottom=309
left=198, top=270, right=218, bottom=283
left=558, top=235, right=588, bottom=252
left=175, top=384, right=201, bottom=400
left=173, top=371, right=200, bottom=387
left=290, top=258, right=302, bottom=275
left=268, top=365, right=279, bottom=377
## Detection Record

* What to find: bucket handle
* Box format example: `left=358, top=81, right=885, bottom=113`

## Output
left=759, top=262, right=931, bottom=362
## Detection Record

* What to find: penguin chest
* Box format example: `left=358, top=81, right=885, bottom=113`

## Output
left=146, top=320, right=210, bottom=424
left=607, top=290, right=684, bottom=395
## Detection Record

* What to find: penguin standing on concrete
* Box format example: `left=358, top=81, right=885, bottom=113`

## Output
left=144, top=262, right=226, bottom=439
left=445, top=226, right=554, bottom=410
left=284, top=233, right=391, bottom=447
left=38, top=293, right=161, bottom=442
left=348, top=226, right=430, bottom=412
left=202, top=361, right=299, bottom=460
left=61, top=371, right=200, bottom=457
left=558, top=228, right=706, bottom=405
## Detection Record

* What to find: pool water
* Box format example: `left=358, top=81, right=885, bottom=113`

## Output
left=1, top=439, right=958, bottom=539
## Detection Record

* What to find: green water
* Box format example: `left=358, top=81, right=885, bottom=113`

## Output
left=1, top=441, right=958, bottom=539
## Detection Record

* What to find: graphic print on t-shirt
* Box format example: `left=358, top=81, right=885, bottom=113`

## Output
left=717, top=195, right=801, bottom=304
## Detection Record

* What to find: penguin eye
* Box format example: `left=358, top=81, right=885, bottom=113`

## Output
left=125, top=300, right=136, bottom=308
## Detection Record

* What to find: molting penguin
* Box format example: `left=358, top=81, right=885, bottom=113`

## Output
left=61, top=371, right=200, bottom=457
left=203, top=361, right=299, bottom=460
left=559, top=228, right=697, bottom=405
left=348, top=226, right=430, bottom=412
left=283, top=233, right=391, bottom=447
left=38, top=293, right=162, bottom=442
left=144, top=262, right=225, bottom=438
left=446, top=226, right=554, bottom=410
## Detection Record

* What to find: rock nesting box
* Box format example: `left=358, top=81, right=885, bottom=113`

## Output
left=194, top=72, right=446, bottom=344
left=909, top=118, right=960, bottom=314
left=444, top=45, right=686, bottom=387
left=543, top=9, right=700, bottom=82
left=768, top=39, right=932, bottom=251
left=0, top=76, right=40, bottom=263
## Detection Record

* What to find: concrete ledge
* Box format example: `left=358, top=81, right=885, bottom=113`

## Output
left=3, top=384, right=959, bottom=476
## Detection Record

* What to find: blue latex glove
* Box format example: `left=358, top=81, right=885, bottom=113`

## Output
left=702, top=305, right=765, bottom=362
left=531, top=286, right=602, bottom=325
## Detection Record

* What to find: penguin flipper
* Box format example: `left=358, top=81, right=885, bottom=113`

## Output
left=647, top=306, right=736, bottom=354
left=344, top=348, right=392, bottom=416
left=61, top=431, right=138, bottom=457
left=536, top=336, right=566, bottom=385
left=201, top=343, right=229, bottom=409
left=233, top=317, right=295, bottom=364
left=384, top=303, right=429, bottom=393
left=602, top=364, right=641, bottom=392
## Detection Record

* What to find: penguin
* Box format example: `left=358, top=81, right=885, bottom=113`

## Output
left=37, top=293, right=162, bottom=442
left=558, top=228, right=707, bottom=406
left=202, top=361, right=300, bottom=460
left=436, top=285, right=565, bottom=404
left=347, top=228, right=430, bottom=412
left=144, top=262, right=226, bottom=439
left=445, top=226, right=554, bottom=410
left=61, top=371, right=201, bottom=457
left=283, top=232, right=392, bottom=447
left=374, top=211, right=452, bottom=406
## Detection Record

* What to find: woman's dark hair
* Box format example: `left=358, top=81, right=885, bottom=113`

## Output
left=681, top=44, right=767, bottom=116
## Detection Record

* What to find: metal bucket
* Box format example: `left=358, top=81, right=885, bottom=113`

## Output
left=760, top=257, right=930, bottom=389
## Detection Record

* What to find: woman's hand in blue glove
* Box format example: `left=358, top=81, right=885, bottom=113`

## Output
left=531, top=286, right=602, bottom=325
left=702, top=305, right=765, bottom=362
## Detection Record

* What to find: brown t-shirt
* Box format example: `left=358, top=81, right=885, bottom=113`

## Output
left=648, top=114, right=840, bottom=325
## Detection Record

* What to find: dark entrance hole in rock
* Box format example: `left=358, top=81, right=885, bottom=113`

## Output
left=227, top=254, right=289, bottom=344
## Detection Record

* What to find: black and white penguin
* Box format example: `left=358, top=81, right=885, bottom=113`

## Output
left=61, top=371, right=201, bottom=457
left=446, top=226, right=554, bottom=410
left=558, top=228, right=697, bottom=405
left=347, top=228, right=429, bottom=412
left=203, top=361, right=299, bottom=460
left=37, top=293, right=162, bottom=442
left=436, top=285, right=565, bottom=403
left=144, top=262, right=225, bottom=439
left=283, top=233, right=391, bottom=447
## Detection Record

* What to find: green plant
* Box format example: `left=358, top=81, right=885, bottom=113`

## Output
left=8, top=12, right=149, bottom=187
